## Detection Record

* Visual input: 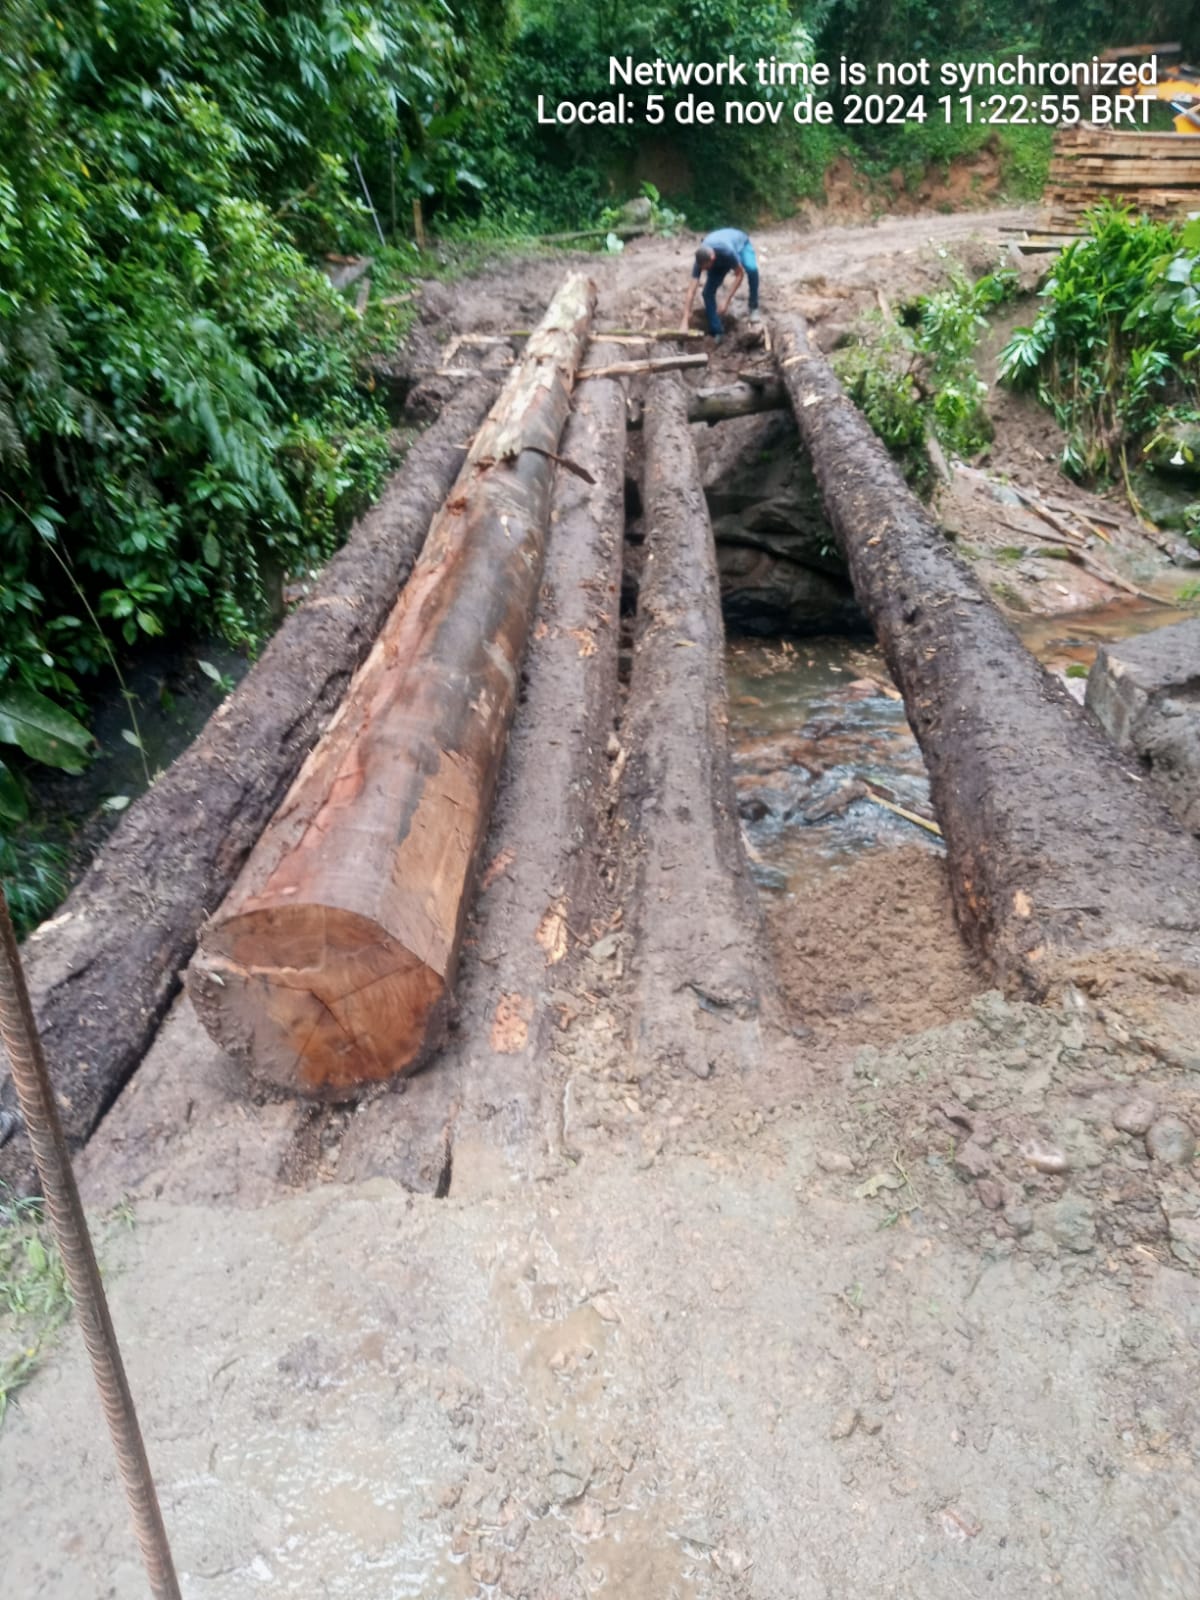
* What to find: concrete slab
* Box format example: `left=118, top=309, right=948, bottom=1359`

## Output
left=1087, top=616, right=1200, bottom=833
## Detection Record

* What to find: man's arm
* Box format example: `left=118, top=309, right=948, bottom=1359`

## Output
left=681, top=277, right=699, bottom=332
left=719, top=265, right=744, bottom=316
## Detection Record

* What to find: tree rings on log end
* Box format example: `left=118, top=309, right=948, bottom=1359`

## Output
left=190, top=907, right=446, bottom=1099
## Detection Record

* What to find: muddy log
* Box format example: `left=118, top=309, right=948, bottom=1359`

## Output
left=625, top=378, right=789, bottom=430
left=0, top=382, right=500, bottom=1194
left=620, top=373, right=775, bottom=1081
left=770, top=314, right=1200, bottom=990
left=687, top=377, right=788, bottom=426
left=336, top=366, right=628, bottom=1189
left=190, top=274, right=596, bottom=1099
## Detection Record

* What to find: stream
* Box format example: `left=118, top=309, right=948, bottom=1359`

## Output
left=726, top=596, right=1196, bottom=898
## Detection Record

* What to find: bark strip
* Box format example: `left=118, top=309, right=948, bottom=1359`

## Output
left=190, top=274, right=596, bottom=1098
left=771, top=313, right=1200, bottom=990
left=620, top=373, right=775, bottom=1082
left=0, top=381, right=500, bottom=1193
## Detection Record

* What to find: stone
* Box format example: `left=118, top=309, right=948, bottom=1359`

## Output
left=1112, top=1098, right=1156, bottom=1137
left=1086, top=619, right=1200, bottom=836
left=1142, top=419, right=1200, bottom=477
left=829, top=1407, right=860, bottom=1440
left=617, top=195, right=653, bottom=228
left=976, top=1179, right=1006, bottom=1211
left=954, top=1141, right=992, bottom=1180
left=817, top=1150, right=856, bottom=1175
left=1145, top=1116, right=1197, bottom=1167
left=1047, top=1196, right=1097, bottom=1253
left=1023, top=1140, right=1070, bottom=1175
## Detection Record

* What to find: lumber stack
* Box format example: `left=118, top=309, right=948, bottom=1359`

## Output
left=189, top=273, right=595, bottom=1099
left=1042, top=127, right=1200, bottom=229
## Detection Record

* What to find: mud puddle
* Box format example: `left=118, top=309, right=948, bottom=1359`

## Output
left=1014, top=596, right=1196, bottom=679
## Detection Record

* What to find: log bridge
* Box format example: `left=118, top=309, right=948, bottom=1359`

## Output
left=3, top=277, right=1199, bottom=1190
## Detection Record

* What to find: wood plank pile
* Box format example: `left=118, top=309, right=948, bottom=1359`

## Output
left=1042, top=126, right=1200, bottom=228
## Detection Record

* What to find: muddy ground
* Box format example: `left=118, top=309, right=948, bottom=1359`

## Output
left=3, top=208, right=1200, bottom=1599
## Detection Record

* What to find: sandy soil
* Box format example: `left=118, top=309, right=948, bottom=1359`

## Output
left=3, top=207, right=1199, bottom=1600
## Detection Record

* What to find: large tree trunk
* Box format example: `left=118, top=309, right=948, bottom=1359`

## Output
left=335, top=366, right=628, bottom=1191
left=770, top=314, right=1200, bottom=992
left=620, top=373, right=775, bottom=1083
left=190, top=274, right=596, bottom=1099
left=0, top=381, right=500, bottom=1195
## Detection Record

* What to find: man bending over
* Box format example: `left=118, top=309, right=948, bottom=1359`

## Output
left=681, top=228, right=760, bottom=336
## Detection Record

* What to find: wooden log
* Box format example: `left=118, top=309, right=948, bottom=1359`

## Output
left=578, top=353, right=708, bottom=380
left=189, top=273, right=596, bottom=1098
left=686, top=377, right=789, bottom=425
left=620, top=372, right=775, bottom=1081
left=770, top=314, right=1200, bottom=993
left=625, top=378, right=789, bottom=430
left=0, top=381, right=501, bottom=1193
left=462, top=329, right=706, bottom=344
left=336, top=366, right=629, bottom=1189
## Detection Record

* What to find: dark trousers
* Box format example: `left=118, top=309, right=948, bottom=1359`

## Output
left=701, top=261, right=760, bottom=335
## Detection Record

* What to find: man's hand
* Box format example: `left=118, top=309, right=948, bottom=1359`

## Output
left=680, top=316, right=690, bottom=334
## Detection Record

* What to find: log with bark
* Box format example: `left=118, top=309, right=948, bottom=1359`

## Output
left=625, top=377, right=788, bottom=427
left=770, top=314, right=1200, bottom=991
left=189, top=274, right=596, bottom=1099
left=0, top=381, right=500, bottom=1195
left=620, top=372, right=776, bottom=1081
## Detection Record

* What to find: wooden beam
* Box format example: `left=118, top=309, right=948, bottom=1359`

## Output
left=578, top=353, right=708, bottom=380
left=190, top=275, right=597, bottom=1098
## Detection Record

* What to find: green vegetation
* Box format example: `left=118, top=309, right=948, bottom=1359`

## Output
left=0, top=1192, right=71, bottom=1422
left=0, top=1187, right=136, bottom=1423
left=835, top=267, right=1016, bottom=492
left=1000, top=211, right=1200, bottom=504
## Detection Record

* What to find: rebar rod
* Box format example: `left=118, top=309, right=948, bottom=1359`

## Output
left=0, top=890, right=181, bottom=1600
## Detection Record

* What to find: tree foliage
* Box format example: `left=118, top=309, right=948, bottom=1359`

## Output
left=1000, top=210, right=1200, bottom=481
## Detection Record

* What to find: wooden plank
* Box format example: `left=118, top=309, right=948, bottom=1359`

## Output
left=577, top=353, right=708, bottom=379
left=1049, top=163, right=1200, bottom=184
left=1098, top=42, right=1182, bottom=60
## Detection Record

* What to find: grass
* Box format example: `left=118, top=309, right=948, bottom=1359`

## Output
left=0, top=1187, right=135, bottom=1424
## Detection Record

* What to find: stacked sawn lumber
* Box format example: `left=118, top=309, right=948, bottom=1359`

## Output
left=1042, top=127, right=1200, bottom=228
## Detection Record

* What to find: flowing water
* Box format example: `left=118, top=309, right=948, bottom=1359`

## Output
left=726, top=597, right=1198, bottom=896
left=725, top=635, right=940, bottom=895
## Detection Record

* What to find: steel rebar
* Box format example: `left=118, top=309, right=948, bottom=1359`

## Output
left=0, top=889, right=181, bottom=1599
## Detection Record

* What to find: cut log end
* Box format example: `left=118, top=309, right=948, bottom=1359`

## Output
left=190, top=907, right=446, bottom=1099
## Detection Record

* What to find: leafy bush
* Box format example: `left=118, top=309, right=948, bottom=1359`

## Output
left=999, top=209, right=1200, bottom=484
left=835, top=266, right=1016, bottom=491
left=1, top=2, right=435, bottom=812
